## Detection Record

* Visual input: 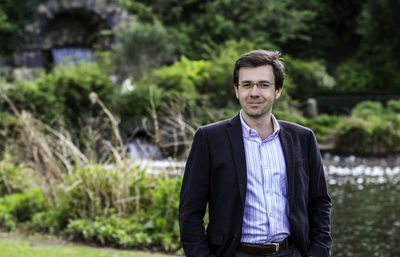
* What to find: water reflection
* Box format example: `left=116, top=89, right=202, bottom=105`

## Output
left=323, top=154, right=400, bottom=257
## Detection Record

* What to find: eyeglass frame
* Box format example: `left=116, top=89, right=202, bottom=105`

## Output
left=237, top=81, right=275, bottom=90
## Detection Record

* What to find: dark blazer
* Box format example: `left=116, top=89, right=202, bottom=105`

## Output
left=179, top=114, right=332, bottom=257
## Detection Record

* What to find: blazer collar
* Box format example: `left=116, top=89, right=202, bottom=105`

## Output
left=278, top=122, right=295, bottom=211
left=227, top=114, right=247, bottom=205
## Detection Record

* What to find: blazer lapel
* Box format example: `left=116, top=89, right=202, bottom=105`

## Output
left=278, top=124, right=295, bottom=211
left=227, top=114, right=247, bottom=205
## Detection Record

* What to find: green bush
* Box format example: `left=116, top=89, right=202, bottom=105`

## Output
left=115, top=19, right=177, bottom=79
left=0, top=207, right=16, bottom=231
left=116, top=83, right=163, bottom=118
left=0, top=188, right=47, bottom=222
left=335, top=45, right=400, bottom=94
left=0, top=153, right=34, bottom=196
left=148, top=176, right=181, bottom=232
left=334, top=100, right=400, bottom=155
left=387, top=99, right=400, bottom=113
left=285, top=56, right=335, bottom=100
left=303, top=114, right=344, bottom=142
left=28, top=208, right=70, bottom=234
left=65, top=216, right=138, bottom=248
left=0, top=112, right=17, bottom=151
left=0, top=157, right=184, bottom=252
left=55, top=164, right=148, bottom=220
left=3, top=62, right=115, bottom=127
left=351, top=101, right=386, bottom=119
left=143, top=56, right=210, bottom=103
left=65, top=213, right=180, bottom=252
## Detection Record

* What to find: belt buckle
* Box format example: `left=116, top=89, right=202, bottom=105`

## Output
left=272, top=243, right=279, bottom=253
left=262, top=242, right=279, bottom=254
left=271, top=243, right=279, bottom=253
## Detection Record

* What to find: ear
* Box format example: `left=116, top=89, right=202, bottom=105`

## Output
left=234, top=85, right=239, bottom=99
left=275, top=86, right=283, bottom=100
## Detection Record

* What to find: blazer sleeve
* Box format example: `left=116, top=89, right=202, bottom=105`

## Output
left=307, top=131, right=332, bottom=257
left=179, top=128, right=214, bottom=257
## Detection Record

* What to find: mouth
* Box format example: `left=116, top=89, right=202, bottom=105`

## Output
left=248, top=102, right=263, bottom=107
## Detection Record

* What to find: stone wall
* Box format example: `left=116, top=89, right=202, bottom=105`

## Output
left=4, top=0, right=131, bottom=72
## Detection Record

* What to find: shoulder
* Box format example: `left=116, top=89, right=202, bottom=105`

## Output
left=278, top=120, right=314, bottom=137
left=197, top=115, right=237, bottom=134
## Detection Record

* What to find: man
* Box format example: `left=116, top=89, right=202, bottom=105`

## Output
left=179, top=50, right=332, bottom=257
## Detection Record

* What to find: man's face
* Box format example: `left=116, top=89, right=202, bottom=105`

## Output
left=234, top=65, right=282, bottom=121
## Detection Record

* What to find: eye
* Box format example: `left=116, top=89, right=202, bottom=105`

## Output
left=241, top=83, right=252, bottom=89
left=259, top=83, right=270, bottom=89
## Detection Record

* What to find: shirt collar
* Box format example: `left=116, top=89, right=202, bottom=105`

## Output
left=239, top=110, right=280, bottom=141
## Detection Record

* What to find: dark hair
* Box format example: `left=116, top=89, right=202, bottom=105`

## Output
left=233, top=50, right=285, bottom=89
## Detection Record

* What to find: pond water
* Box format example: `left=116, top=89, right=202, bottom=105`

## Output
left=324, top=154, right=400, bottom=257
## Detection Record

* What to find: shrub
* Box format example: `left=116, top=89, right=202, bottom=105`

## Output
left=0, top=188, right=47, bottom=222
left=143, top=56, right=210, bottom=103
left=55, top=164, right=147, bottom=219
left=335, top=45, right=400, bottom=94
left=65, top=216, right=137, bottom=247
left=148, top=176, right=181, bottom=233
left=28, top=208, right=70, bottom=234
left=334, top=101, right=400, bottom=155
left=0, top=208, right=16, bottom=231
left=387, top=99, right=400, bottom=113
left=0, top=112, right=17, bottom=151
left=114, top=19, right=177, bottom=79
left=3, top=62, right=115, bottom=127
left=351, top=101, right=386, bottom=119
left=303, top=114, right=344, bottom=142
left=285, top=56, right=335, bottom=100
left=116, top=83, right=164, bottom=117
left=0, top=153, right=34, bottom=196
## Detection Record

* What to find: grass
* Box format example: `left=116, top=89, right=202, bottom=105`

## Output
left=0, top=232, right=175, bottom=257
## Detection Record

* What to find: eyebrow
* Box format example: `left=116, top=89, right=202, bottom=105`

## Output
left=239, top=80, right=273, bottom=84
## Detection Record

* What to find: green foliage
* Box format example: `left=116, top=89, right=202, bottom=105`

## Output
left=115, top=19, right=177, bottom=79
left=0, top=160, right=183, bottom=252
left=358, top=0, right=400, bottom=57
left=65, top=216, right=139, bottom=248
left=28, top=209, right=66, bottom=234
left=334, top=100, right=400, bottom=155
left=351, top=101, right=386, bottom=119
left=143, top=56, right=210, bottom=103
left=124, top=0, right=316, bottom=58
left=61, top=172, right=182, bottom=252
left=0, top=0, right=45, bottom=55
left=0, top=188, right=47, bottom=223
left=335, top=44, right=400, bottom=94
left=3, top=62, right=114, bottom=126
left=116, top=83, right=164, bottom=120
left=56, top=164, right=146, bottom=220
left=148, top=177, right=181, bottom=233
left=387, top=99, right=400, bottom=113
left=285, top=56, right=335, bottom=100
left=0, top=153, right=34, bottom=196
left=303, top=114, right=344, bottom=142
left=333, top=0, right=400, bottom=95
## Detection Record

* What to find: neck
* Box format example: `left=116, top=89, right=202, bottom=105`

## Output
left=241, top=112, right=274, bottom=140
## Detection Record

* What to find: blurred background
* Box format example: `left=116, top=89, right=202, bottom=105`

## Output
left=0, top=0, right=399, bottom=256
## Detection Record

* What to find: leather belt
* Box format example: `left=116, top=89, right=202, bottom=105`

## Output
left=238, top=237, right=292, bottom=255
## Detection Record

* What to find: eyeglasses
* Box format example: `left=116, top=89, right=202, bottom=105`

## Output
left=238, top=82, right=274, bottom=90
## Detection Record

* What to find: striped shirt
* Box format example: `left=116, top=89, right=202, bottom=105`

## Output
left=239, top=111, right=290, bottom=243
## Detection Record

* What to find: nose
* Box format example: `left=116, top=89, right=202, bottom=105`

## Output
left=249, top=84, right=261, bottom=96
